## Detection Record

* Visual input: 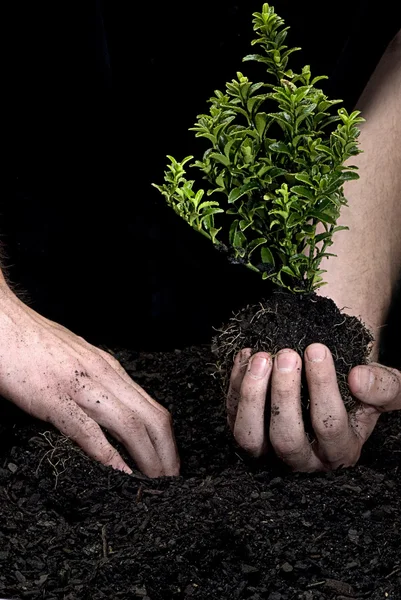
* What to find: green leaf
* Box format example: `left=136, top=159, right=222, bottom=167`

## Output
left=280, top=266, right=296, bottom=277
left=239, top=219, right=252, bottom=231
left=228, top=182, right=260, bottom=203
left=286, top=213, right=304, bottom=228
left=249, top=82, right=266, bottom=95
left=192, top=189, right=205, bottom=208
left=269, top=166, right=288, bottom=179
left=199, top=207, right=224, bottom=222
left=224, top=139, right=237, bottom=159
left=269, top=141, right=292, bottom=155
left=247, top=95, right=267, bottom=114
left=229, top=220, right=239, bottom=246
left=195, top=132, right=217, bottom=143
left=261, top=246, right=275, bottom=265
left=313, top=281, right=328, bottom=290
left=295, top=173, right=312, bottom=185
left=209, top=153, right=230, bottom=167
left=233, top=230, right=247, bottom=249
left=255, top=112, right=269, bottom=137
left=198, top=200, right=218, bottom=211
left=311, top=75, right=328, bottom=85
left=314, top=252, right=336, bottom=261
left=209, top=227, right=221, bottom=243
left=295, top=103, right=317, bottom=128
left=309, top=210, right=337, bottom=225
left=315, top=231, right=332, bottom=243
left=291, top=185, right=315, bottom=201
left=270, top=209, right=288, bottom=220
left=243, top=53, right=270, bottom=64
left=248, top=237, right=267, bottom=256
left=302, top=224, right=315, bottom=235
left=289, top=253, right=309, bottom=264
left=341, top=171, right=360, bottom=181
left=315, top=144, right=334, bottom=157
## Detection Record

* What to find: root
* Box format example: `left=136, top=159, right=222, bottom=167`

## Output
left=35, top=431, right=75, bottom=489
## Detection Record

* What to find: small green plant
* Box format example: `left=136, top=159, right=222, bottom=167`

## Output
left=153, top=3, right=363, bottom=293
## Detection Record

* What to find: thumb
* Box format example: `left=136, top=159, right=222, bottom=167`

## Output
left=348, top=363, right=401, bottom=412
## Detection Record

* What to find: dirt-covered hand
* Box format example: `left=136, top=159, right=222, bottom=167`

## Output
left=226, top=344, right=393, bottom=471
left=0, top=289, right=180, bottom=478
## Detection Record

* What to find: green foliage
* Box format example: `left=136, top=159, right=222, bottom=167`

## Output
left=153, top=3, right=364, bottom=292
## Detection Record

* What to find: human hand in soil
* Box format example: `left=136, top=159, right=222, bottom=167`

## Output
left=0, top=283, right=180, bottom=478
left=226, top=344, right=399, bottom=471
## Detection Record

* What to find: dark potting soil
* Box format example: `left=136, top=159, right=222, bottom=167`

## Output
left=214, top=290, right=373, bottom=412
left=0, top=346, right=400, bottom=600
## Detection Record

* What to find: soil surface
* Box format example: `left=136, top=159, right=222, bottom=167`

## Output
left=0, top=346, right=400, bottom=600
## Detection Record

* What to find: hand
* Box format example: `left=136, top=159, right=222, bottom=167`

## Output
left=226, top=343, right=400, bottom=471
left=0, top=286, right=180, bottom=477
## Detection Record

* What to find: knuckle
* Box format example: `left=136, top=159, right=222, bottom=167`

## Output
left=83, top=349, right=111, bottom=370
left=307, top=365, right=335, bottom=388
left=62, top=358, right=82, bottom=374
left=310, top=375, right=336, bottom=392
left=314, top=418, right=344, bottom=442
left=273, top=382, right=297, bottom=399
left=317, top=374, right=336, bottom=388
left=98, top=444, right=120, bottom=466
left=105, top=353, right=122, bottom=370
left=233, top=430, right=264, bottom=458
left=155, top=409, right=173, bottom=430
left=75, top=417, right=102, bottom=441
left=271, top=436, right=304, bottom=459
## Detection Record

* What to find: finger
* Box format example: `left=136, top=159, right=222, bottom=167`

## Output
left=86, top=368, right=180, bottom=477
left=306, top=344, right=360, bottom=468
left=348, top=402, right=381, bottom=447
left=348, top=362, right=401, bottom=412
left=76, top=357, right=180, bottom=475
left=47, top=394, right=132, bottom=473
left=95, top=348, right=167, bottom=414
left=233, top=352, right=272, bottom=457
left=270, top=349, right=321, bottom=471
left=145, top=412, right=181, bottom=477
left=226, top=348, right=252, bottom=430
left=72, top=384, right=166, bottom=477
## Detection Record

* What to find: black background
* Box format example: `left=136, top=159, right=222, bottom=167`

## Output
left=9, top=1, right=401, bottom=350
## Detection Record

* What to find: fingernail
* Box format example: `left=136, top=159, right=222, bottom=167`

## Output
left=249, top=356, right=269, bottom=378
left=116, top=461, right=132, bottom=475
left=306, top=344, right=327, bottom=363
left=276, top=350, right=297, bottom=372
left=356, top=366, right=374, bottom=394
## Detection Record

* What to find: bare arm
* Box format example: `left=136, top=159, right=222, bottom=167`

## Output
left=318, top=30, right=401, bottom=348
left=0, top=268, right=180, bottom=477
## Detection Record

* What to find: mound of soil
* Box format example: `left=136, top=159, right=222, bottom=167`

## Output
left=0, top=346, right=400, bottom=600
left=213, top=291, right=373, bottom=411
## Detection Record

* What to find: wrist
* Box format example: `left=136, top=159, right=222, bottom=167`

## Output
left=0, top=273, right=26, bottom=325
left=0, top=269, right=9, bottom=289
left=317, top=276, right=386, bottom=356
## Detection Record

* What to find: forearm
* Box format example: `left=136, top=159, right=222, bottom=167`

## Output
left=0, top=268, right=8, bottom=289
left=319, top=31, right=401, bottom=344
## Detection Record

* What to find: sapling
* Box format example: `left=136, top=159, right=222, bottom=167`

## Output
left=153, top=3, right=372, bottom=409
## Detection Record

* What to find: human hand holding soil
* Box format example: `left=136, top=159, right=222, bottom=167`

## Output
left=0, top=280, right=180, bottom=478
left=226, top=31, right=401, bottom=473
left=226, top=344, right=401, bottom=472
